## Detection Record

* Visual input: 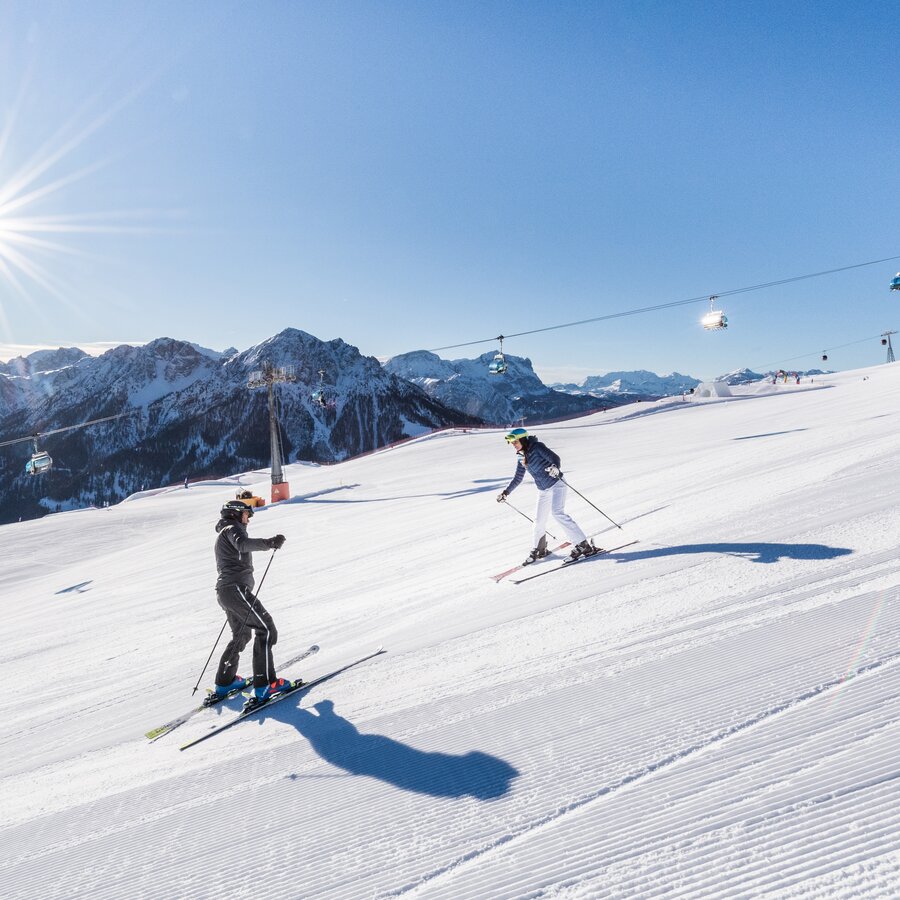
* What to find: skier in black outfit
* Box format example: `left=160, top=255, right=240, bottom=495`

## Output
left=213, top=499, right=290, bottom=705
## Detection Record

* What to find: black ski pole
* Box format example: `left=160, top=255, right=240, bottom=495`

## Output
left=503, top=497, right=558, bottom=541
left=191, top=548, right=278, bottom=695
left=560, top=477, right=623, bottom=530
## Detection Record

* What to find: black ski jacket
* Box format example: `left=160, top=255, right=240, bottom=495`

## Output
left=214, top=518, right=272, bottom=590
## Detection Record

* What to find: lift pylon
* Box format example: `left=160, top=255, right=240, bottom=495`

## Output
left=248, top=362, right=297, bottom=503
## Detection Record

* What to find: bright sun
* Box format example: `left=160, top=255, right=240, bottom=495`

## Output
left=0, top=75, right=167, bottom=330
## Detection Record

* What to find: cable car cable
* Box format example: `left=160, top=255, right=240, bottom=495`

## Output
left=0, top=411, right=133, bottom=448
left=427, top=254, right=900, bottom=353
left=749, top=332, right=891, bottom=373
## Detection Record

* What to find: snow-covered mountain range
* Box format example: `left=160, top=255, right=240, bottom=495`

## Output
left=384, top=350, right=605, bottom=423
left=717, top=366, right=831, bottom=385
left=0, top=332, right=838, bottom=524
left=0, top=330, right=471, bottom=523
left=550, top=369, right=701, bottom=397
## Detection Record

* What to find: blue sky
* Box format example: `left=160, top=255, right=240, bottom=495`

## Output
left=0, top=0, right=897, bottom=382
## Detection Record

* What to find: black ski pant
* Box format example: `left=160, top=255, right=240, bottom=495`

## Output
left=214, top=584, right=278, bottom=688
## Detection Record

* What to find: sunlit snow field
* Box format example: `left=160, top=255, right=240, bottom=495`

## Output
left=3, top=364, right=900, bottom=898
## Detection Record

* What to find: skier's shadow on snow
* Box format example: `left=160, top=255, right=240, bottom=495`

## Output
left=610, top=542, right=852, bottom=564
left=284, top=700, right=519, bottom=800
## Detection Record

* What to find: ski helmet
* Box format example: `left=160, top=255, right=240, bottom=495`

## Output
left=236, top=489, right=253, bottom=500
left=221, top=499, right=253, bottom=519
left=504, top=427, right=528, bottom=443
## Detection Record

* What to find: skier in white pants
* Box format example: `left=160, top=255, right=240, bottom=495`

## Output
left=496, top=427, right=598, bottom=565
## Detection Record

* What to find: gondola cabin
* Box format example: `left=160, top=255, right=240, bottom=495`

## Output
left=701, top=309, right=728, bottom=330
left=488, top=353, right=508, bottom=375
left=891, top=273, right=900, bottom=291
left=26, top=451, right=52, bottom=475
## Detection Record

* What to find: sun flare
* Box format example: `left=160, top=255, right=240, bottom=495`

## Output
left=0, top=75, right=175, bottom=332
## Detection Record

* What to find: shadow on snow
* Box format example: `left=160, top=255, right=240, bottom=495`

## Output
left=280, top=479, right=507, bottom=504
left=609, top=542, right=853, bottom=564
left=280, top=699, right=519, bottom=800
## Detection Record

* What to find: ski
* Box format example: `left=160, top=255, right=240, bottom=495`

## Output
left=510, top=540, right=639, bottom=584
left=490, top=541, right=572, bottom=582
left=179, top=647, right=386, bottom=751
left=145, top=643, right=320, bottom=742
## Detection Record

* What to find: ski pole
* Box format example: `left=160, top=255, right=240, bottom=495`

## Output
left=503, top=497, right=558, bottom=542
left=560, top=478, right=623, bottom=530
left=191, top=549, right=278, bottom=695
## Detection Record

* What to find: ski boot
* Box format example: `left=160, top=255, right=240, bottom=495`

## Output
left=522, top=535, right=549, bottom=566
left=522, top=546, right=549, bottom=566
left=242, top=677, right=295, bottom=711
left=204, top=675, right=250, bottom=707
left=568, top=540, right=600, bottom=562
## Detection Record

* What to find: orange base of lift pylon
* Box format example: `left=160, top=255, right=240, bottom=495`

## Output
left=271, top=482, right=291, bottom=503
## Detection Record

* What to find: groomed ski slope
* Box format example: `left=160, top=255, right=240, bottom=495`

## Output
left=3, top=364, right=900, bottom=898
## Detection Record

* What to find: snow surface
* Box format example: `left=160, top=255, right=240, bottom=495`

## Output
left=4, top=364, right=900, bottom=898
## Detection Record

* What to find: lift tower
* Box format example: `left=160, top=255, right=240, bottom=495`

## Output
left=882, top=331, right=897, bottom=364
left=248, top=362, right=297, bottom=503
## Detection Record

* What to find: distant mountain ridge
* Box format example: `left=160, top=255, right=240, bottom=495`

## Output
left=0, top=332, right=838, bottom=524
left=550, top=369, right=700, bottom=398
left=0, top=330, right=472, bottom=523
left=717, top=367, right=831, bottom=385
left=552, top=367, right=832, bottom=396
left=384, top=350, right=606, bottom=423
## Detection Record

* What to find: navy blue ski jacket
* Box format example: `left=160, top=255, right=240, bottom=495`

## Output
left=504, top=438, right=563, bottom=494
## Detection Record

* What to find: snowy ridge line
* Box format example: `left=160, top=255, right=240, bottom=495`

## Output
left=386, top=649, right=900, bottom=898
left=308, top=400, right=646, bottom=471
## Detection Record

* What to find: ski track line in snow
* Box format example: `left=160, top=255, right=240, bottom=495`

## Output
left=381, top=648, right=900, bottom=897
left=408, top=661, right=900, bottom=899
left=496, top=676, right=900, bottom=898
left=436, top=580, right=900, bottom=896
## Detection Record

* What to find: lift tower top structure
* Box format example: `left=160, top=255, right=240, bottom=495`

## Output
left=248, top=362, right=297, bottom=503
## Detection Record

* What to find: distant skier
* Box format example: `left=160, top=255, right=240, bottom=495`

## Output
left=213, top=500, right=290, bottom=707
left=496, top=428, right=598, bottom=565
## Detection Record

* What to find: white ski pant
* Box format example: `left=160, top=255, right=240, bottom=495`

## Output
left=532, top=480, right=587, bottom=548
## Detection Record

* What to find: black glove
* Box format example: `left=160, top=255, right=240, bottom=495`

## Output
left=496, top=491, right=508, bottom=503
left=269, top=534, right=286, bottom=550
